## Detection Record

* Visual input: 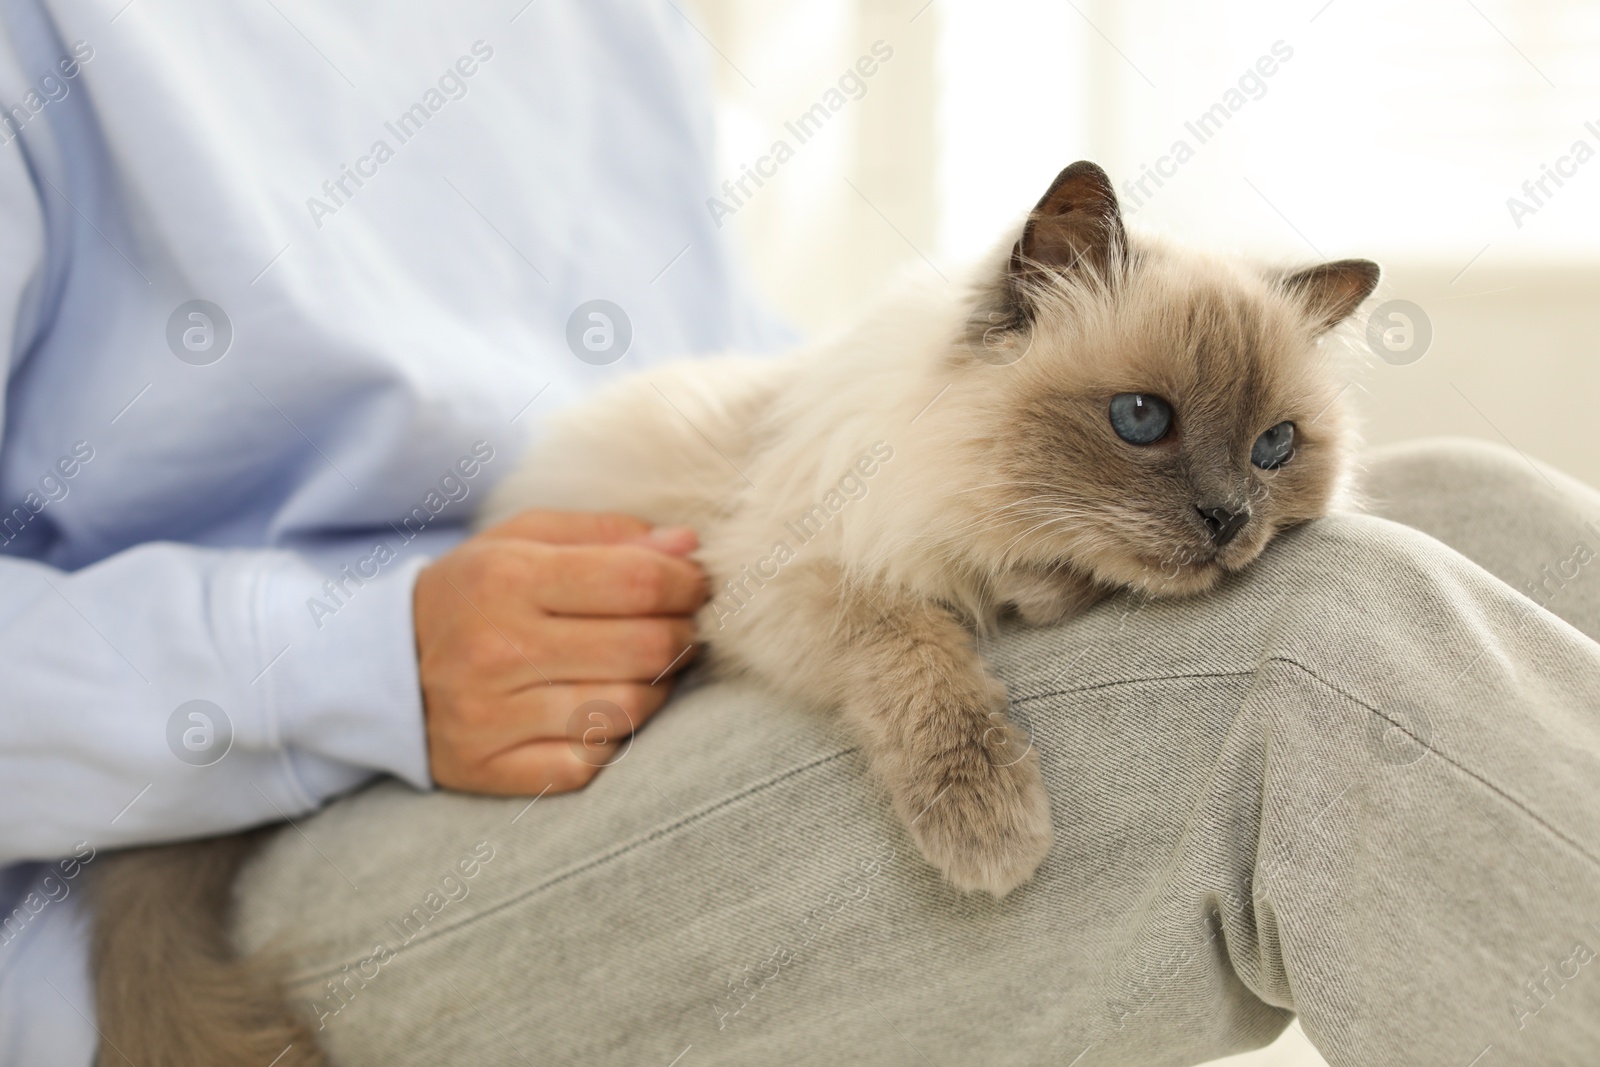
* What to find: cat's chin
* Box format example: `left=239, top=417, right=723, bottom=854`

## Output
left=1109, top=552, right=1230, bottom=598
left=1137, top=564, right=1222, bottom=597
left=1130, top=542, right=1274, bottom=597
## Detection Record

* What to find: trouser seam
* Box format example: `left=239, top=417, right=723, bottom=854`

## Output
left=1019, top=659, right=1599, bottom=874
left=287, top=746, right=859, bottom=986
left=1012, top=668, right=1257, bottom=706
left=1266, top=654, right=1600, bottom=874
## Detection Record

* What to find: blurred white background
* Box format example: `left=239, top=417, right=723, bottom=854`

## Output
left=683, top=1, right=1600, bottom=1062
left=690, top=0, right=1600, bottom=491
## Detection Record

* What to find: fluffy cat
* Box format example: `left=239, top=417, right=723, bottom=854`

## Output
left=86, top=160, right=1378, bottom=1065
left=482, top=160, right=1379, bottom=895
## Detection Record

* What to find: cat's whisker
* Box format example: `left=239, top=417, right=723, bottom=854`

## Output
left=994, top=513, right=1089, bottom=559
left=937, top=506, right=1099, bottom=549
left=953, top=479, right=1077, bottom=496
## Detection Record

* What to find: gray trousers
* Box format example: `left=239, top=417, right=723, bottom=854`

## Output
left=234, top=438, right=1600, bottom=1067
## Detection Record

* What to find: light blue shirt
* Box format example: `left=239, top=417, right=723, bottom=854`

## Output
left=0, top=1, right=784, bottom=1060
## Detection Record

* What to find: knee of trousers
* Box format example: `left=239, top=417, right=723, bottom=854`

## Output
left=1364, top=435, right=1534, bottom=490
left=986, top=508, right=1600, bottom=1029
left=1360, top=437, right=1600, bottom=614
left=1360, top=435, right=1575, bottom=532
left=990, top=509, right=1591, bottom=837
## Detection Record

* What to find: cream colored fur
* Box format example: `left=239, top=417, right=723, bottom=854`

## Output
left=482, top=163, right=1375, bottom=894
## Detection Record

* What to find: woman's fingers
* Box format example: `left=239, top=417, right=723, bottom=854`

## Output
left=463, top=740, right=604, bottom=796
left=529, top=616, right=698, bottom=681
left=415, top=511, right=704, bottom=797
left=477, top=509, right=652, bottom=545
left=432, top=683, right=671, bottom=795
left=444, top=682, right=671, bottom=752
left=530, top=543, right=708, bottom=616
left=479, top=510, right=697, bottom=555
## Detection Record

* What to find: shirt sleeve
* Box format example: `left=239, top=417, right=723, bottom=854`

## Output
left=0, top=543, right=438, bottom=870
left=0, top=540, right=435, bottom=866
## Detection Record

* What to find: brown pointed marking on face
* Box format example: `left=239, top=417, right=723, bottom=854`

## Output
left=960, top=242, right=1372, bottom=597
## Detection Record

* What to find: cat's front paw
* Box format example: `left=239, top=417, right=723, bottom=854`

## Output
left=895, top=720, right=1054, bottom=897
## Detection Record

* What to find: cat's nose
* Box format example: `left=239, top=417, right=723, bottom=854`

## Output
left=1197, top=504, right=1250, bottom=547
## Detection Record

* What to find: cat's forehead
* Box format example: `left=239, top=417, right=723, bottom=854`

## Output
left=1133, top=282, right=1299, bottom=386
left=1032, top=264, right=1319, bottom=408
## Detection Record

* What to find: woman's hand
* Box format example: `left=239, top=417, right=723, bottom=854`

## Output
left=414, top=511, right=706, bottom=795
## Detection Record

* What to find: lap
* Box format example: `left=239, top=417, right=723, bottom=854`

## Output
left=234, top=442, right=1600, bottom=1066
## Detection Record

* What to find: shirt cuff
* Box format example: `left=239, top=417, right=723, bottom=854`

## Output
left=258, top=545, right=435, bottom=797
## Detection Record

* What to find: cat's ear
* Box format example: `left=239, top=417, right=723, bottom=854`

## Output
left=1009, top=161, right=1127, bottom=286
left=1279, top=259, right=1381, bottom=332
left=969, top=162, right=1126, bottom=349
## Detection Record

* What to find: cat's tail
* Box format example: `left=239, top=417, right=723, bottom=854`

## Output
left=89, top=831, right=331, bottom=1067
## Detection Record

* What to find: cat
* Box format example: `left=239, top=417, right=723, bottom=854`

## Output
left=480, top=159, right=1378, bottom=896
left=87, top=160, right=1378, bottom=1065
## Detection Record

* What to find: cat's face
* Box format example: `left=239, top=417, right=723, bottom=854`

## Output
left=957, top=162, right=1377, bottom=596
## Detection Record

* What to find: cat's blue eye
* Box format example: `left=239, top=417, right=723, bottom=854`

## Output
left=1108, top=393, right=1172, bottom=445
left=1252, top=421, right=1296, bottom=469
